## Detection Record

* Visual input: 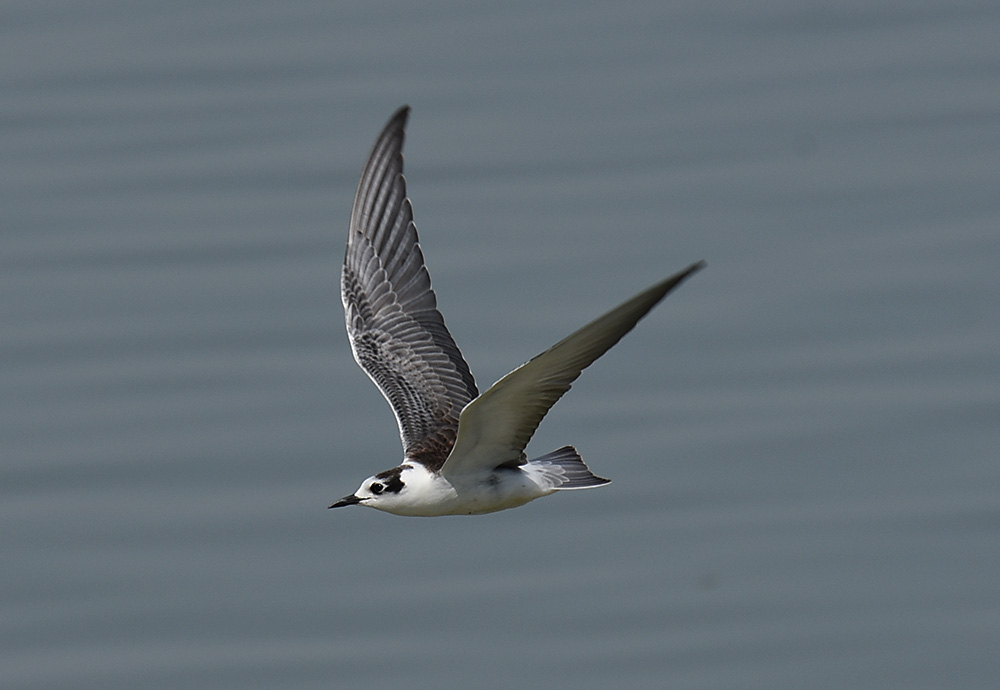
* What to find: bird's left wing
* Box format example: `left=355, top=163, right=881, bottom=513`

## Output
left=441, top=262, right=704, bottom=478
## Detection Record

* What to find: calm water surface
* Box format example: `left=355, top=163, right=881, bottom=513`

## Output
left=3, top=1, right=999, bottom=689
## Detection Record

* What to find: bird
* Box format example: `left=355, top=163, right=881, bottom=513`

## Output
left=329, top=106, right=704, bottom=516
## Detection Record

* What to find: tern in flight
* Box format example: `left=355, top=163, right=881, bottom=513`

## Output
left=329, top=107, right=704, bottom=516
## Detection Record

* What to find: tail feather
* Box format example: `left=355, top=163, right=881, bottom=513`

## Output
left=525, top=446, right=610, bottom=490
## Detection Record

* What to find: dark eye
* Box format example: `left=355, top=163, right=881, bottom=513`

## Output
left=369, top=482, right=383, bottom=495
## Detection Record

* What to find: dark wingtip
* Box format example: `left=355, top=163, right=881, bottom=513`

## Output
left=649, top=260, right=706, bottom=301
left=684, top=260, right=707, bottom=276
left=373, top=106, right=410, bottom=150
left=389, top=105, right=410, bottom=129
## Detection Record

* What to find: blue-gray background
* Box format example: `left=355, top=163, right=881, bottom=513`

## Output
left=3, top=1, right=999, bottom=688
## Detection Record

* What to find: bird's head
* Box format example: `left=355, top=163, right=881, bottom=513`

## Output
left=328, top=463, right=449, bottom=516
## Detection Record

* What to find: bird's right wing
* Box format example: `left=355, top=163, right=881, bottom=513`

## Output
left=441, top=262, right=705, bottom=478
left=342, top=107, right=479, bottom=470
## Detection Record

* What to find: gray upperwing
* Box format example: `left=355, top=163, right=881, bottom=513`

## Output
left=342, top=106, right=479, bottom=469
left=441, top=262, right=705, bottom=476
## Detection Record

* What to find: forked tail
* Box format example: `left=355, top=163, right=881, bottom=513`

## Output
left=525, top=446, right=610, bottom=490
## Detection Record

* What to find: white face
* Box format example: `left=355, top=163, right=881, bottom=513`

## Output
left=330, top=463, right=457, bottom=516
left=343, top=465, right=408, bottom=510
left=355, top=472, right=402, bottom=502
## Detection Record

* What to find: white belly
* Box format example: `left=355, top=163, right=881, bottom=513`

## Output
left=380, top=468, right=553, bottom=517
